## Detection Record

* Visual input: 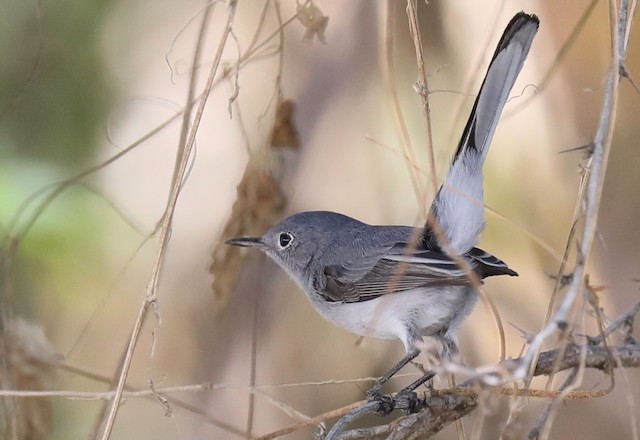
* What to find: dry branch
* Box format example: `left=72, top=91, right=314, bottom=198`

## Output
left=327, top=341, right=640, bottom=440
left=322, top=297, right=640, bottom=439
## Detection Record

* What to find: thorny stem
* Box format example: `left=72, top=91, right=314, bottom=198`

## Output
left=518, top=0, right=626, bottom=382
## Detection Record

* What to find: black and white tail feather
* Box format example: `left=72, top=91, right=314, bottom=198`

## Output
left=431, top=13, right=539, bottom=255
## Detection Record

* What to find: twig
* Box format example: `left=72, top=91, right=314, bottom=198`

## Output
left=255, top=400, right=366, bottom=440
left=97, top=3, right=238, bottom=439
left=66, top=362, right=246, bottom=437
left=517, top=0, right=626, bottom=382
left=526, top=367, right=579, bottom=440
left=325, top=401, right=380, bottom=440
left=382, top=1, right=426, bottom=212
left=246, top=261, right=263, bottom=436
left=405, top=0, right=438, bottom=198
left=590, top=299, right=640, bottom=344
left=533, top=343, right=640, bottom=375
left=338, top=394, right=479, bottom=440
left=170, top=0, right=215, bottom=194
left=0, top=1, right=44, bottom=122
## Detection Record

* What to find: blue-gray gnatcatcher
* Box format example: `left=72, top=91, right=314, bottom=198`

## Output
left=228, top=12, right=538, bottom=394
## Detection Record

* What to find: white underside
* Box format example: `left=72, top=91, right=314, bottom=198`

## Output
left=309, top=287, right=477, bottom=352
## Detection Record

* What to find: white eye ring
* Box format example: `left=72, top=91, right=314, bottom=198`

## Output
left=278, top=232, right=294, bottom=249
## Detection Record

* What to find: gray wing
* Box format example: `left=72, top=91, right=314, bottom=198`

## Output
left=316, top=244, right=464, bottom=303
left=315, top=244, right=517, bottom=304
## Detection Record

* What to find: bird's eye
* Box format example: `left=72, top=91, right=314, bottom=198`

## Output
left=278, top=232, right=293, bottom=249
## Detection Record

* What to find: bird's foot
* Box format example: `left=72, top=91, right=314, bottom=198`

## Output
left=366, top=383, right=381, bottom=399
left=367, top=389, right=395, bottom=416
left=394, top=389, right=427, bottom=415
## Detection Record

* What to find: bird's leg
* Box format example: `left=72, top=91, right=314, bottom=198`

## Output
left=367, top=349, right=419, bottom=416
left=369, top=337, right=460, bottom=415
left=367, top=349, right=419, bottom=398
left=403, top=336, right=458, bottom=392
left=393, top=337, right=459, bottom=414
left=440, top=336, right=459, bottom=361
left=400, top=367, right=437, bottom=393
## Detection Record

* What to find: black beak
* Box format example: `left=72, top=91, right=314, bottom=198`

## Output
left=225, top=237, right=266, bottom=249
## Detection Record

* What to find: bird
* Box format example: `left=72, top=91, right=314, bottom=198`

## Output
left=227, top=12, right=538, bottom=394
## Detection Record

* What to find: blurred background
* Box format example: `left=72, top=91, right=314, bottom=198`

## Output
left=1, top=0, right=639, bottom=438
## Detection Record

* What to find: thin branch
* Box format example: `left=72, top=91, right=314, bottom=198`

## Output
left=325, top=402, right=380, bottom=440
left=170, top=0, right=215, bottom=193
left=533, top=343, right=640, bottom=375
left=4, top=340, right=638, bottom=398
left=382, top=1, right=426, bottom=211
left=405, top=0, right=438, bottom=199
left=67, top=362, right=247, bottom=437
left=97, top=3, right=238, bottom=439
left=526, top=367, right=579, bottom=440
left=590, top=299, right=640, bottom=345
left=517, top=0, right=627, bottom=382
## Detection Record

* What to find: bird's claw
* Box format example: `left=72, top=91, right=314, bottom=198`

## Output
left=368, top=391, right=395, bottom=416
left=366, top=383, right=381, bottom=399
left=395, top=389, right=425, bottom=415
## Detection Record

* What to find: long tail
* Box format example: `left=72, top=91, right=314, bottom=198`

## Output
left=428, top=12, right=539, bottom=254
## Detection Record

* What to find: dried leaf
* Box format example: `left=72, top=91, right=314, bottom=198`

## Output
left=269, top=100, right=300, bottom=149
left=297, top=1, right=329, bottom=44
left=211, top=98, right=301, bottom=308
left=1, top=318, right=62, bottom=440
